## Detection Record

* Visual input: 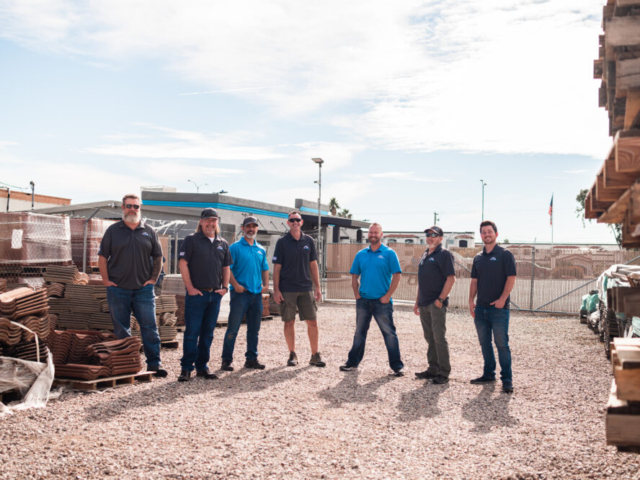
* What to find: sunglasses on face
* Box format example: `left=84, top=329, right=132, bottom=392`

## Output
left=124, top=204, right=140, bottom=210
left=288, top=218, right=302, bottom=223
left=426, top=233, right=440, bottom=238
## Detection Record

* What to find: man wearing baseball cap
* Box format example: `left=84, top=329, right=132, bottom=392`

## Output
left=221, top=216, right=270, bottom=371
left=177, top=208, right=231, bottom=382
left=413, top=226, right=456, bottom=384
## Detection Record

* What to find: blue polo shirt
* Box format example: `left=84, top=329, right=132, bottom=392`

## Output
left=350, top=243, right=402, bottom=300
left=229, top=237, right=269, bottom=294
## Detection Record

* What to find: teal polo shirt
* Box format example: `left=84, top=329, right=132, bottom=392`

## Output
left=229, top=237, right=269, bottom=294
left=350, top=243, right=402, bottom=300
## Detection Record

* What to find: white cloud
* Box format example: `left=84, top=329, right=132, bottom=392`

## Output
left=0, top=141, right=19, bottom=150
left=0, top=0, right=609, bottom=157
left=370, top=172, right=451, bottom=182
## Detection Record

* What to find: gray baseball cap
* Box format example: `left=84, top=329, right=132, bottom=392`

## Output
left=242, top=216, right=259, bottom=227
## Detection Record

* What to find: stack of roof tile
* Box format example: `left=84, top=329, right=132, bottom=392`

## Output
left=0, top=287, right=49, bottom=320
left=161, top=275, right=185, bottom=326
left=47, top=329, right=115, bottom=365
left=54, top=364, right=111, bottom=380
left=0, top=317, right=23, bottom=346
left=86, top=337, right=142, bottom=376
left=156, top=295, right=178, bottom=314
left=6, top=342, right=50, bottom=363
left=17, top=314, right=51, bottom=342
left=0, top=278, right=6, bottom=293
left=47, top=282, right=65, bottom=297
left=43, top=265, right=82, bottom=284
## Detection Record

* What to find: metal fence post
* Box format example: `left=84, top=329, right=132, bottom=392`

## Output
left=529, top=246, right=535, bottom=311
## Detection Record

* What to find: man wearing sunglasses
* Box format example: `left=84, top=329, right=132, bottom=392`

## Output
left=98, top=194, right=167, bottom=377
left=273, top=211, right=325, bottom=368
left=413, top=226, right=456, bottom=384
left=177, top=208, right=231, bottom=382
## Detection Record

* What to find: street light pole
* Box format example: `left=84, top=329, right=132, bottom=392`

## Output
left=29, top=181, right=35, bottom=210
left=312, top=158, right=324, bottom=298
left=480, top=180, right=487, bottom=221
left=188, top=179, right=207, bottom=193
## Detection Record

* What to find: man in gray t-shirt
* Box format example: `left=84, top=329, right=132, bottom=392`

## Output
left=98, top=193, right=166, bottom=377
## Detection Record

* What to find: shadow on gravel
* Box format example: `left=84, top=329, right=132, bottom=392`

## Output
left=396, top=381, right=450, bottom=422
left=82, top=365, right=312, bottom=423
left=461, top=383, right=518, bottom=434
left=317, top=370, right=393, bottom=408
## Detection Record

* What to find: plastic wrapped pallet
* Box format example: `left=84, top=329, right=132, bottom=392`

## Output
left=69, top=218, right=116, bottom=269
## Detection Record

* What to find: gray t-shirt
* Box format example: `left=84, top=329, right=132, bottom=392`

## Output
left=99, top=220, right=162, bottom=290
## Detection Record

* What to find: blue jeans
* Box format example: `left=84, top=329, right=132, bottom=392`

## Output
left=221, top=290, right=263, bottom=362
left=474, top=305, right=512, bottom=382
left=106, top=284, right=162, bottom=369
left=347, top=298, right=404, bottom=371
left=181, top=291, right=222, bottom=372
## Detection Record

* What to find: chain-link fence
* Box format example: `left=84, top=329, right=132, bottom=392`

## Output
left=325, top=243, right=640, bottom=314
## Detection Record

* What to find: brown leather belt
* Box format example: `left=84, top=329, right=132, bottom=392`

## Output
left=200, top=288, right=214, bottom=292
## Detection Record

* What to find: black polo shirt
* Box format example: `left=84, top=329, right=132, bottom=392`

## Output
left=471, top=244, right=517, bottom=309
left=99, top=220, right=163, bottom=290
left=417, top=244, right=456, bottom=307
left=273, top=232, right=318, bottom=292
left=179, top=232, right=232, bottom=290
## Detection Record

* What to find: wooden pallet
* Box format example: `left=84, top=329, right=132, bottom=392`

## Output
left=161, top=340, right=179, bottom=349
left=176, top=326, right=185, bottom=332
left=52, top=371, right=154, bottom=391
left=607, top=379, right=640, bottom=448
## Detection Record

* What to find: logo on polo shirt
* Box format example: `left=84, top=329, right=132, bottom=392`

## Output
left=217, top=245, right=224, bottom=250
left=303, top=246, right=309, bottom=250
left=378, top=255, right=385, bottom=259
left=490, top=257, right=497, bottom=261
left=141, top=232, right=150, bottom=237
left=179, top=252, right=185, bottom=257
left=272, top=256, right=277, bottom=261
left=429, top=258, right=435, bottom=262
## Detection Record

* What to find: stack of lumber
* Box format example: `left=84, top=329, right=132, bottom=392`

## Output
left=588, top=1, right=640, bottom=247
left=607, top=337, right=640, bottom=448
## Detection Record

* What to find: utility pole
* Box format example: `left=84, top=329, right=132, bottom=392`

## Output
left=433, top=212, right=440, bottom=225
left=480, top=179, right=487, bottom=221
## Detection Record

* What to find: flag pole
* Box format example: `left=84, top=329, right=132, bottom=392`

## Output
left=551, top=192, right=554, bottom=249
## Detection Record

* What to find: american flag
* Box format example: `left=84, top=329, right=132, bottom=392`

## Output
left=549, top=195, right=553, bottom=225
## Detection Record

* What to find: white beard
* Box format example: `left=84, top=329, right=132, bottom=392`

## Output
left=123, top=211, right=141, bottom=223
left=244, top=232, right=257, bottom=240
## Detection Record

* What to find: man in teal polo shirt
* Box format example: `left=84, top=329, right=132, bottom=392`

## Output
left=340, top=223, right=405, bottom=376
left=221, top=216, right=270, bottom=371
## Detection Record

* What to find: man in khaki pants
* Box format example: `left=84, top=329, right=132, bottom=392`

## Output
left=413, top=226, right=456, bottom=384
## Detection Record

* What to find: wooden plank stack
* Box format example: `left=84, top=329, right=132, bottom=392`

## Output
left=589, top=0, right=640, bottom=247
left=607, top=337, right=640, bottom=448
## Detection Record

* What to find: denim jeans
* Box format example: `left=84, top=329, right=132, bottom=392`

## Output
left=347, top=298, right=404, bottom=371
left=106, top=284, right=162, bottom=369
left=221, top=290, right=263, bottom=362
left=474, top=305, right=512, bottom=382
left=181, top=291, right=222, bottom=372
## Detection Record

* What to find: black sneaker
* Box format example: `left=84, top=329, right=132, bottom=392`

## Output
left=196, top=369, right=218, bottom=380
left=433, top=375, right=449, bottom=385
left=177, top=370, right=191, bottom=382
left=415, top=370, right=437, bottom=380
left=221, top=360, right=234, bottom=372
left=390, top=368, right=405, bottom=377
left=470, top=375, right=496, bottom=384
left=287, top=352, right=298, bottom=367
left=502, top=381, right=514, bottom=393
left=339, top=364, right=357, bottom=371
left=149, top=366, right=168, bottom=378
left=309, top=352, right=326, bottom=368
left=244, top=359, right=265, bottom=370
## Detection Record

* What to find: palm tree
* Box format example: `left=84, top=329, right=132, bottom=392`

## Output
left=339, top=208, right=352, bottom=219
left=329, top=197, right=340, bottom=216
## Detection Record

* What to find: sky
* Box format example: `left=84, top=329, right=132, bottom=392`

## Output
left=0, top=0, right=618, bottom=243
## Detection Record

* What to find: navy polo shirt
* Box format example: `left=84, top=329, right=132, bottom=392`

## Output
left=179, top=231, right=232, bottom=290
left=98, top=220, right=162, bottom=290
left=273, top=232, right=318, bottom=292
left=350, top=244, right=402, bottom=300
left=229, top=237, right=269, bottom=294
left=471, top=244, right=517, bottom=308
left=417, top=244, right=456, bottom=307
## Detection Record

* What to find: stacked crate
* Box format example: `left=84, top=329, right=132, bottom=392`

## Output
left=607, top=337, right=640, bottom=449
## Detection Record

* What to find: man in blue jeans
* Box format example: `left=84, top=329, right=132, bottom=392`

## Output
left=98, top=193, right=167, bottom=377
left=221, top=216, right=269, bottom=371
left=468, top=220, right=517, bottom=393
left=177, top=208, right=231, bottom=382
left=340, top=223, right=405, bottom=376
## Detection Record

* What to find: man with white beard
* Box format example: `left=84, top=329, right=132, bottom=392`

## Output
left=220, top=216, right=270, bottom=371
left=98, top=193, right=167, bottom=377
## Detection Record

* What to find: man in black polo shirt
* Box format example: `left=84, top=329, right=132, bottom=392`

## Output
left=273, top=210, right=325, bottom=368
left=177, top=208, right=231, bottom=382
left=468, top=220, right=517, bottom=393
left=98, top=193, right=166, bottom=377
left=413, top=226, right=456, bottom=384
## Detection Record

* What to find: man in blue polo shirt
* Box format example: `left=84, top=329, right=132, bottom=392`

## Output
left=469, top=220, right=517, bottom=393
left=221, top=216, right=269, bottom=371
left=413, top=225, right=456, bottom=385
left=340, top=223, right=405, bottom=376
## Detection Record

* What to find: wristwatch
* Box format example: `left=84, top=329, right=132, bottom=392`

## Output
left=438, top=298, right=445, bottom=303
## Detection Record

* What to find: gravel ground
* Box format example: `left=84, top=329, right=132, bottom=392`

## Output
left=1, top=303, right=640, bottom=479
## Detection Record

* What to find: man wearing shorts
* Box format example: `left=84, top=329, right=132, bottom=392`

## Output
left=273, top=211, right=325, bottom=367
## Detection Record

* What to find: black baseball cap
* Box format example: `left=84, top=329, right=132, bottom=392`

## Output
left=201, top=208, right=219, bottom=219
left=242, top=216, right=259, bottom=227
left=425, top=226, right=443, bottom=236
